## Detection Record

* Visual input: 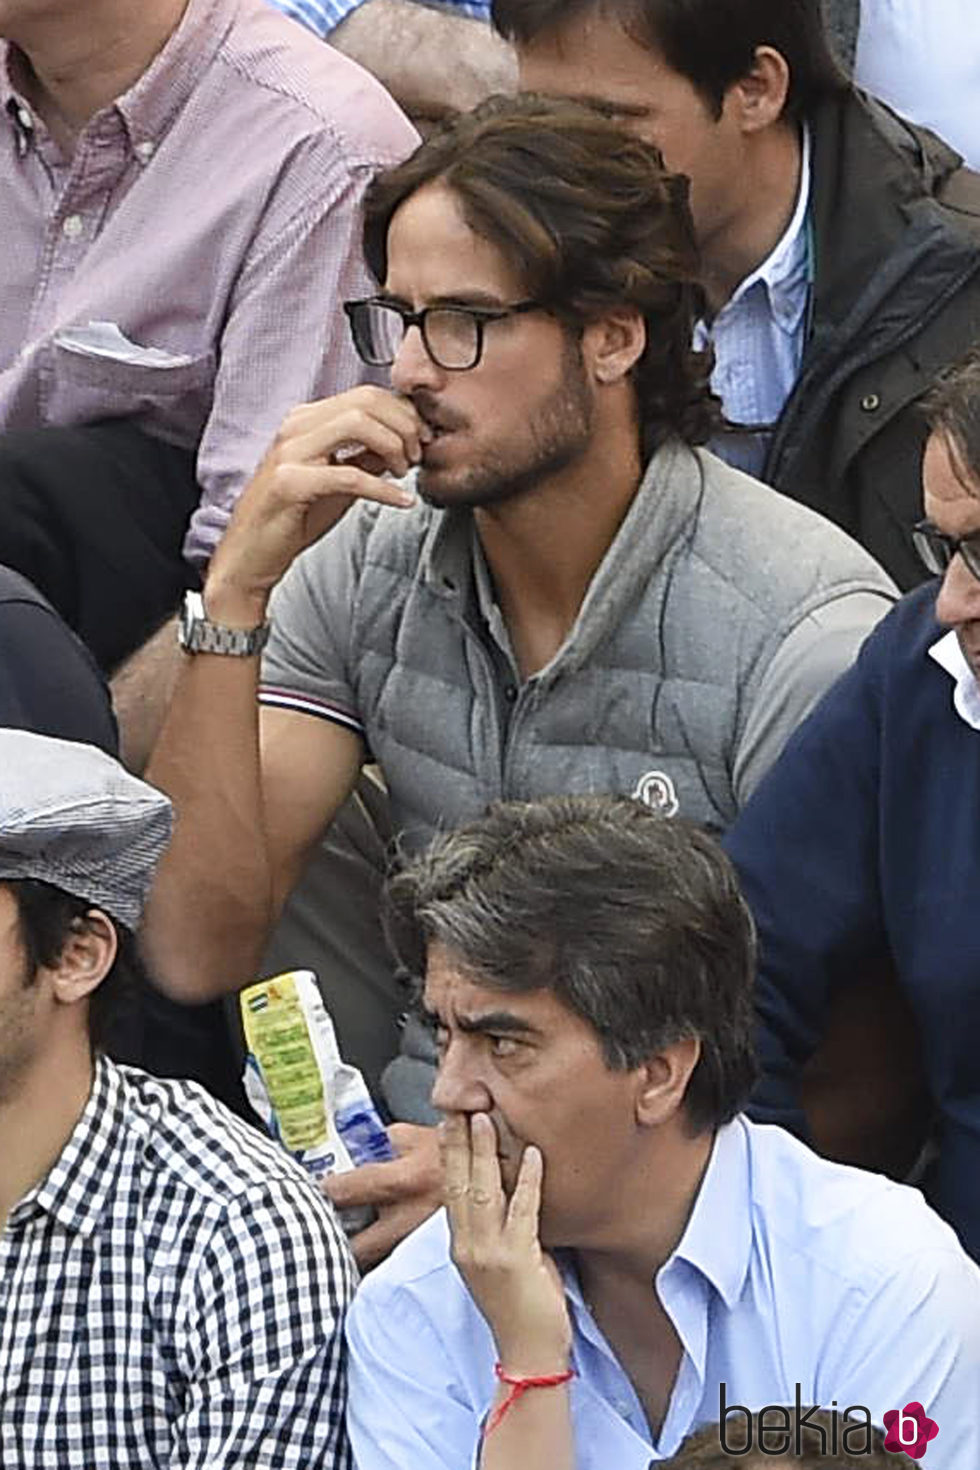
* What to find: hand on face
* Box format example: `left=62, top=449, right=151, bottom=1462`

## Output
left=442, top=1111, right=571, bottom=1373
left=204, top=386, right=431, bottom=623
left=323, top=1121, right=443, bottom=1271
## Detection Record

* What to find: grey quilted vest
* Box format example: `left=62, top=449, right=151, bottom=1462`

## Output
left=265, top=440, right=895, bottom=841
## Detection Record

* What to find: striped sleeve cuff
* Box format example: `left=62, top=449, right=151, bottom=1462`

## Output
left=258, top=685, right=365, bottom=737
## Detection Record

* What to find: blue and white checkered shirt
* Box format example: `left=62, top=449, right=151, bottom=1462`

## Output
left=270, top=0, right=490, bottom=38
left=0, top=1056, right=356, bottom=1469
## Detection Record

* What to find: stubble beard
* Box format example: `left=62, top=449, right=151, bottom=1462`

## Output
left=0, top=981, right=38, bottom=1106
left=415, top=337, right=595, bottom=511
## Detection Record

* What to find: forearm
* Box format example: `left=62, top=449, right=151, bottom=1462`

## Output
left=141, top=386, right=422, bottom=1000
left=144, top=584, right=274, bottom=1001
left=331, top=0, right=515, bottom=120
left=112, top=616, right=183, bottom=772
left=479, top=1367, right=574, bottom=1470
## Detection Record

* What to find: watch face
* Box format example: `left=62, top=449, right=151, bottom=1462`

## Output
left=179, top=591, right=204, bottom=648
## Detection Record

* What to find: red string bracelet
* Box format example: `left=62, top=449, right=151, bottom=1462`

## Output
left=483, top=1362, right=575, bottom=1437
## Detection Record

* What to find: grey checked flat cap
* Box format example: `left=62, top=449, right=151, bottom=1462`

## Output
left=0, top=730, right=173, bottom=930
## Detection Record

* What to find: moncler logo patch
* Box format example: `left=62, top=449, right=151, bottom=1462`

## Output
left=633, top=770, right=680, bottom=817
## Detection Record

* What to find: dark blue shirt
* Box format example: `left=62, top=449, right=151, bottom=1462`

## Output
left=0, top=565, right=116, bottom=753
left=726, top=583, right=980, bottom=1260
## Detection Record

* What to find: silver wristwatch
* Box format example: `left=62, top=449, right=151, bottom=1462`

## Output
left=178, top=589, right=270, bottom=657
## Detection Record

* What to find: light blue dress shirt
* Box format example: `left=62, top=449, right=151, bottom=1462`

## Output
left=268, top=0, right=490, bottom=38
left=347, top=1116, right=980, bottom=1468
left=697, top=127, right=812, bottom=481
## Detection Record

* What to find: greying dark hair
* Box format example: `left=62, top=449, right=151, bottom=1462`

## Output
left=385, top=795, right=758, bottom=1133
left=363, top=93, right=718, bottom=458
left=492, top=0, right=847, bottom=121
left=922, top=343, right=980, bottom=488
left=10, top=878, right=142, bottom=1055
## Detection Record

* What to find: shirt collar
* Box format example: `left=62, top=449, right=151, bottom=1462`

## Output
left=929, top=629, right=980, bottom=730
left=559, top=1119, right=753, bottom=1331
left=663, top=1119, right=753, bottom=1309
left=726, top=124, right=812, bottom=334
left=0, top=44, right=16, bottom=109
left=8, top=1055, right=129, bottom=1238
left=0, top=43, right=38, bottom=144
left=421, top=438, right=701, bottom=617
left=0, top=0, right=236, bottom=163
left=115, top=0, right=235, bottom=158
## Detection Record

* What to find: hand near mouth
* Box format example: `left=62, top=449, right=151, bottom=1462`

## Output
left=205, top=385, right=432, bottom=623
left=442, top=1112, right=571, bottom=1374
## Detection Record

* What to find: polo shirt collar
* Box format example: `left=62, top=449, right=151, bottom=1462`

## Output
left=420, top=437, right=707, bottom=654
left=8, top=1054, right=127, bottom=1239
left=420, top=500, right=475, bottom=602
left=929, top=629, right=980, bottom=730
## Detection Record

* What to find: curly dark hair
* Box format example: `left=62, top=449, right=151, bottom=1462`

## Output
left=363, top=93, right=719, bottom=458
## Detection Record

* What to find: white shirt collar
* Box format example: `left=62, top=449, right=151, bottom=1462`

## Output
left=725, top=123, right=812, bottom=333
left=929, top=629, right=980, bottom=730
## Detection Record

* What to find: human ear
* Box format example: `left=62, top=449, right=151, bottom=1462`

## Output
left=634, top=1037, right=702, bottom=1127
left=727, top=45, right=790, bottom=135
left=45, top=909, right=118, bottom=1008
left=583, top=310, right=646, bottom=386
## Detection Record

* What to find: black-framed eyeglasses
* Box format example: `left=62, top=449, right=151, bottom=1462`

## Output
left=343, top=296, right=545, bottom=372
left=912, top=519, right=980, bottom=583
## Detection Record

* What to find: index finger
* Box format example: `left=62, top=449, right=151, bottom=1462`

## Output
left=286, top=385, right=425, bottom=443
left=468, top=1111, right=506, bottom=1226
left=295, top=390, right=427, bottom=468
left=440, top=1113, right=473, bottom=1231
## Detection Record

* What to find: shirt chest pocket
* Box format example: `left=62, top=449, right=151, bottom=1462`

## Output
left=46, top=329, right=215, bottom=444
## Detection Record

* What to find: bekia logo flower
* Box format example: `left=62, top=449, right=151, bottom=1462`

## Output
left=883, top=1402, right=939, bottom=1458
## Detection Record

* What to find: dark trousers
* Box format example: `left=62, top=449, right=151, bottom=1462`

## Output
left=0, top=419, right=200, bottom=671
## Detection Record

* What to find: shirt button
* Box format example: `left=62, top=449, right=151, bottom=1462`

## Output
left=62, top=214, right=83, bottom=239
left=17, top=106, right=33, bottom=130
left=135, top=140, right=155, bottom=161
left=860, top=392, right=881, bottom=413
left=504, top=684, right=518, bottom=703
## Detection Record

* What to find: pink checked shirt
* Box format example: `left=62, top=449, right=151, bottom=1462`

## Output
left=0, top=0, right=415, bottom=564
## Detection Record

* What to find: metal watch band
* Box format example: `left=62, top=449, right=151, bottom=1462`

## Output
left=178, top=590, right=270, bottom=657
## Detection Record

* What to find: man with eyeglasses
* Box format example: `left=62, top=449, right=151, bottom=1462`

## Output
left=726, top=343, right=980, bottom=1263
left=141, top=94, right=893, bottom=1265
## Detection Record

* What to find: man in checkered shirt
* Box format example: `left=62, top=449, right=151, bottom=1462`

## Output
left=0, top=730, right=355, bottom=1469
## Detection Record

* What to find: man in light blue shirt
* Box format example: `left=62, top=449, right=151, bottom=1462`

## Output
left=694, top=127, right=812, bottom=481
left=346, top=795, right=980, bottom=1469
